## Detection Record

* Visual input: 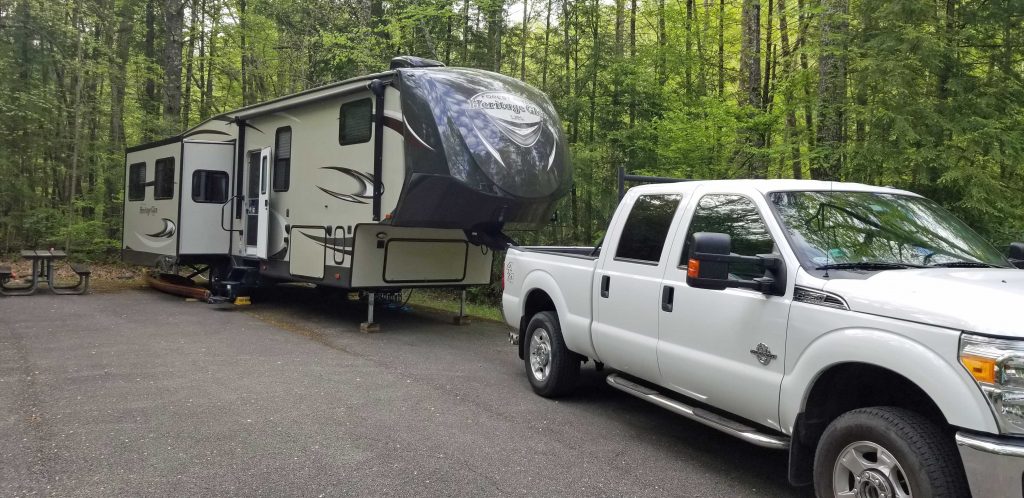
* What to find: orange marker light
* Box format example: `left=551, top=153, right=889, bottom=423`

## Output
left=961, top=355, right=996, bottom=384
left=687, top=259, right=700, bottom=279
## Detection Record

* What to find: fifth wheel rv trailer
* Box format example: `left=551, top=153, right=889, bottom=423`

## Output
left=122, top=56, right=571, bottom=315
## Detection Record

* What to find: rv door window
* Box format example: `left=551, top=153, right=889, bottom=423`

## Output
left=154, top=157, right=175, bottom=200
left=339, top=98, right=373, bottom=145
left=128, top=162, right=146, bottom=201
left=273, top=127, right=292, bottom=192
left=191, top=170, right=229, bottom=204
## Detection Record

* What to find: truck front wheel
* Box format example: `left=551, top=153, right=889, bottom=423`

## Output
left=524, top=311, right=580, bottom=398
left=813, top=407, right=968, bottom=498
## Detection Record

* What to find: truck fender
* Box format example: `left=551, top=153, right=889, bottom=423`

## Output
left=518, top=270, right=599, bottom=361
left=779, top=327, right=998, bottom=435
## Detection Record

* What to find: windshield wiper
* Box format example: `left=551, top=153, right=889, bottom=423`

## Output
left=928, top=261, right=1001, bottom=268
left=816, top=262, right=922, bottom=271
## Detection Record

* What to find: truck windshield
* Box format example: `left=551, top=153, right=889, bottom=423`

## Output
left=768, top=191, right=1010, bottom=269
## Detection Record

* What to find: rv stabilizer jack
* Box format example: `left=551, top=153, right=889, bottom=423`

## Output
left=360, top=292, right=381, bottom=333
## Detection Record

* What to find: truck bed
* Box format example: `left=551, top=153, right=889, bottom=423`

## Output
left=503, top=245, right=600, bottom=359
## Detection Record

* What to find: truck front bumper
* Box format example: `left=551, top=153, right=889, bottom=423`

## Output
left=956, top=431, right=1024, bottom=497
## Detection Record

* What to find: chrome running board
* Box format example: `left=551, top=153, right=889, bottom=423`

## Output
left=606, top=373, right=790, bottom=450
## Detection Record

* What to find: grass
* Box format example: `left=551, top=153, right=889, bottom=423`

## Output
left=405, top=289, right=504, bottom=322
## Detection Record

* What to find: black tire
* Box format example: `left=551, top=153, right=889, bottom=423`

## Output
left=523, top=311, right=580, bottom=398
left=813, top=406, right=969, bottom=498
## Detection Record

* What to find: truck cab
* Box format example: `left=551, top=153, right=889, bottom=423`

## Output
left=502, top=179, right=1024, bottom=497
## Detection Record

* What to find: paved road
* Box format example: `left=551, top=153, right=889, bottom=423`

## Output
left=0, top=287, right=810, bottom=496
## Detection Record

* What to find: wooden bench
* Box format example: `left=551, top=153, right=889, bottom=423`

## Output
left=50, top=263, right=91, bottom=295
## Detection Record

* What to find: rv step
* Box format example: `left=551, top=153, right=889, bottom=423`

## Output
left=605, top=373, right=790, bottom=450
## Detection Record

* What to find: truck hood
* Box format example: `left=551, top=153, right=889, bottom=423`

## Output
left=822, top=269, right=1024, bottom=337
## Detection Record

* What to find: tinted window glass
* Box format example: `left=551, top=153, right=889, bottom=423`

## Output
left=769, top=191, right=1009, bottom=268
left=273, top=127, right=291, bottom=192
left=128, top=162, right=146, bottom=201
left=615, top=194, right=682, bottom=263
left=154, top=157, right=175, bottom=200
left=684, top=194, right=775, bottom=280
left=191, top=170, right=229, bottom=203
left=339, top=98, right=373, bottom=145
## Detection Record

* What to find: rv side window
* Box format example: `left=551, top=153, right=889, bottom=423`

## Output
left=154, top=157, right=175, bottom=200
left=274, top=127, right=291, bottom=192
left=128, top=162, right=146, bottom=201
left=191, top=170, right=229, bottom=204
left=614, top=194, right=682, bottom=263
left=339, top=98, right=373, bottom=145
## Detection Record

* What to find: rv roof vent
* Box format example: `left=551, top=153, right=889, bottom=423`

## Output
left=390, top=56, right=445, bottom=70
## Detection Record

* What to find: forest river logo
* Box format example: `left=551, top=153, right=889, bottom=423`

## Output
left=470, top=91, right=546, bottom=147
left=139, top=206, right=158, bottom=215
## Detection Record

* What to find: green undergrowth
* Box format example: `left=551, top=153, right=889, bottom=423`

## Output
left=404, top=289, right=504, bottom=323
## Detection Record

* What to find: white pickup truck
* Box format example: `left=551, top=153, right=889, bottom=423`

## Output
left=502, top=180, right=1024, bottom=497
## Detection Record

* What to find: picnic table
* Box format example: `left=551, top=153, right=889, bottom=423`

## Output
left=0, top=249, right=90, bottom=296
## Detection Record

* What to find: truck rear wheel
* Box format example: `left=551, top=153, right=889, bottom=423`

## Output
left=524, top=311, right=579, bottom=398
left=813, top=406, right=968, bottom=498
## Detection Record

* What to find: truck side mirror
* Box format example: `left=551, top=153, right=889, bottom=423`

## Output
left=685, top=232, right=786, bottom=296
left=1010, top=242, right=1024, bottom=269
left=686, top=232, right=731, bottom=290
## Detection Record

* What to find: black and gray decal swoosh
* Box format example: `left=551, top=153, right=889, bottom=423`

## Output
left=317, top=167, right=384, bottom=204
left=268, top=246, right=288, bottom=260
left=183, top=128, right=232, bottom=138
left=145, top=218, right=176, bottom=238
left=301, top=231, right=354, bottom=255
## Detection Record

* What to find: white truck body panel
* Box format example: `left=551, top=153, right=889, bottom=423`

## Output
left=503, top=179, right=1010, bottom=437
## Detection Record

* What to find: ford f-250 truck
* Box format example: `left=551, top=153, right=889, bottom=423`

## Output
left=502, top=180, right=1024, bottom=497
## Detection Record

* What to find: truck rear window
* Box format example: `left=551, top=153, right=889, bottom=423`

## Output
left=615, top=194, right=682, bottom=263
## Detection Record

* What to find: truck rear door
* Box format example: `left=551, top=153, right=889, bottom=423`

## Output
left=657, top=190, right=793, bottom=430
left=591, top=192, right=684, bottom=382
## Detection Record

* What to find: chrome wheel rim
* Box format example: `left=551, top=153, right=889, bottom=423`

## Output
left=528, top=328, right=552, bottom=382
left=833, top=441, right=912, bottom=498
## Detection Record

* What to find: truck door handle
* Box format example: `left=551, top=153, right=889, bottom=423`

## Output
left=600, top=275, right=610, bottom=298
left=661, top=285, right=674, bottom=312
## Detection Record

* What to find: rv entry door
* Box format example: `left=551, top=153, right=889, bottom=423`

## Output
left=244, top=147, right=272, bottom=259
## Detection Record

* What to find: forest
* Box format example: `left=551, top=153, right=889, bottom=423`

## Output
left=1, top=0, right=1023, bottom=259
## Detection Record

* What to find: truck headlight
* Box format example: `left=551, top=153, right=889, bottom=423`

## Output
left=960, top=333, right=1024, bottom=434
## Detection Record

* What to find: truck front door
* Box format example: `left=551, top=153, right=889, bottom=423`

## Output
left=592, top=192, right=683, bottom=383
left=657, top=192, right=792, bottom=431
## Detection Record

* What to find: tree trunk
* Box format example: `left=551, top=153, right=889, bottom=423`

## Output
left=797, top=0, right=814, bottom=151
left=143, top=0, right=159, bottom=140
left=778, top=0, right=801, bottom=178
left=658, top=0, right=666, bottom=86
left=183, top=0, right=198, bottom=128
left=685, top=0, right=693, bottom=94
left=197, top=0, right=207, bottom=120
left=204, top=6, right=216, bottom=118
left=717, top=0, right=725, bottom=96
left=109, top=0, right=133, bottom=152
left=462, top=0, right=471, bottom=65
left=541, top=0, right=551, bottom=90
left=814, top=0, right=849, bottom=180
left=520, top=0, right=528, bottom=80
left=162, top=0, right=185, bottom=133
left=739, top=0, right=765, bottom=177
left=629, top=0, right=637, bottom=126
left=588, top=0, right=599, bottom=142
left=613, top=0, right=624, bottom=108
left=762, top=0, right=773, bottom=109
left=240, top=0, right=251, bottom=106
left=67, top=0, right=86, bottom=251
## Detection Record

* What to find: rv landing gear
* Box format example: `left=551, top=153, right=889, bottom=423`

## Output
left=452, top=289, right=472, bottom=325
left=360, top=292, right=381, bottom=333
